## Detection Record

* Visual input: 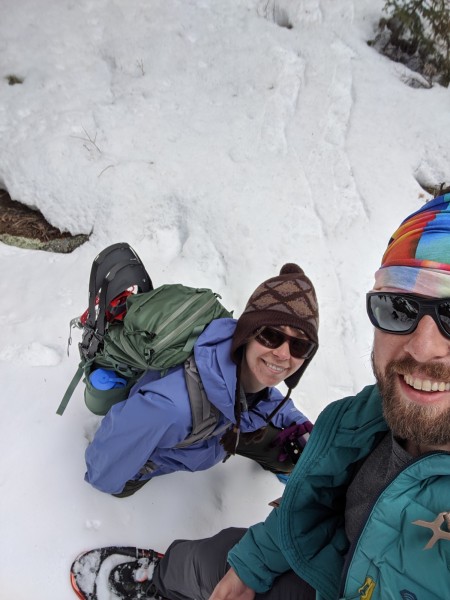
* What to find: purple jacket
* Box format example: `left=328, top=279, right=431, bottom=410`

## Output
left=85, top=318, right=309, bottom=494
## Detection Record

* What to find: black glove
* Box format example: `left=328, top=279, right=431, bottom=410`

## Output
left=272, top=420, right=313, bottom=463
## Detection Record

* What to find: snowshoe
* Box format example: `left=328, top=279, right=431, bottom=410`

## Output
left=109, top=553, right=164, bottom=599
left=78, top=242, right=153, bottom=361
left=70, top=546, right=164, bottom=600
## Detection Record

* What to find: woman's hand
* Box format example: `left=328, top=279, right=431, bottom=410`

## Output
left=209, top=567, right=256, bottom=600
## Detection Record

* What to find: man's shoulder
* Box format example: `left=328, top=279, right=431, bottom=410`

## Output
left=322, top=384, right=380, bottom=411
left=343, top=384, right=381, bottom=404
left=318, top=384, right=385, bottom=431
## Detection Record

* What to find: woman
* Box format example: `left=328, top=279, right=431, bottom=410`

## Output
left=84, top=263, right=319, bottom=497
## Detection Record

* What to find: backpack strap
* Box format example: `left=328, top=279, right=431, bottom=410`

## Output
left=175, top=355, right=227, bottom=448
left=182, top=324, right=208, bottom=355
left=56, top=365, right=84, bottom=415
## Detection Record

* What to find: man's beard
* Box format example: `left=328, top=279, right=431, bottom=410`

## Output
left=372, top=354, right=450, bottom=448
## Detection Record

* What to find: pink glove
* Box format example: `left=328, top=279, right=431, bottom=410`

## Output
left=273, top=420, right=313, bottom=463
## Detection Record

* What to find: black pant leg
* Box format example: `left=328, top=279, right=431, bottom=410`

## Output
left=153, top=527, right=245, bottom=600
left=257, top=570, right=315, bottom=600
left=152, top=527, right=315, bottom=600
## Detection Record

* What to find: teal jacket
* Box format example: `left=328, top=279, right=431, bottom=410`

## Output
left=228, top=385, right=450, bottom=600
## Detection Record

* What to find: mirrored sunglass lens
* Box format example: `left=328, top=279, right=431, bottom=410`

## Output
left=438, top=302, right=450, bottom=334
left=370, top=295, right=419, bottom=332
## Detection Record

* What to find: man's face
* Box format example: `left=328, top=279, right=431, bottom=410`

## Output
left=372, top=309, right=450, bottom=453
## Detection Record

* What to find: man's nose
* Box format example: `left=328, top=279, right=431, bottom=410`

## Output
left=403, top=315, right=450, bottom=362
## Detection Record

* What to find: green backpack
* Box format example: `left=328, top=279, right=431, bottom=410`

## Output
left=57, top=243, right=232, bottom=418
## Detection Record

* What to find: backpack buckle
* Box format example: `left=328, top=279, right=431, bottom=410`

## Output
left=79, top=327, right=104, bottom=361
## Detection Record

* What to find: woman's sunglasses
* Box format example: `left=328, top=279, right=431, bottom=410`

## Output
left=366, top=292, right=450, bottom=338
left=254, top=326, right=316, bottom=359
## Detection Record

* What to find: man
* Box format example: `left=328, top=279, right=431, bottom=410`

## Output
left=73, top=195, right=450, bottom=599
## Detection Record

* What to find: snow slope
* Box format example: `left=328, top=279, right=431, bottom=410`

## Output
left=0, top=0, right=449, bottom=597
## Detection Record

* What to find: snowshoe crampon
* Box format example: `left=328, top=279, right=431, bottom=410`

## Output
left=70, top=546, right=163, bottom=600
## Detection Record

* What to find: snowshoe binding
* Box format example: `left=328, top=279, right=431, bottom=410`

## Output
left=109, top=553, right=165, bottom=599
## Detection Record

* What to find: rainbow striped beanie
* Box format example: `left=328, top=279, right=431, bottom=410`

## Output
left=374, top=193, right=450, bottom=297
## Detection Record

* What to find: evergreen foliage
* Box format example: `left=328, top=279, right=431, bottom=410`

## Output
left=370, top=0, right=450, bottom=87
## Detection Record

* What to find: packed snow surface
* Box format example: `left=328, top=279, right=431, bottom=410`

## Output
left=0, top=0, right=449, bottom=597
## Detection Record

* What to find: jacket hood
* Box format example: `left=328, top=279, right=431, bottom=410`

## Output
left=193, top=318, right=239, bottom=423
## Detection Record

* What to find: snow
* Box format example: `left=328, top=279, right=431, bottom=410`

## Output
left=0, top=0, right=449, bottom=597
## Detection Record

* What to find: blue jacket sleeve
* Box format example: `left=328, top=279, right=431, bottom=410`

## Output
left=85, top=380, right=192, bottom=494
left=227, top=508, right=291, bottom=593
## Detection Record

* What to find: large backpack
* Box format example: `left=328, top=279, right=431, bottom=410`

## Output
left=57, top=243, right=233, bottom=443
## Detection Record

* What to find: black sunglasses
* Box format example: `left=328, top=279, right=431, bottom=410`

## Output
left=254, top=326, right=316, bottom=359
left=366, top=292, right=450, bottom=339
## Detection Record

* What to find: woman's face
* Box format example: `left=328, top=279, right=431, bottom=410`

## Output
left=240, top=325, right=307, bottom=392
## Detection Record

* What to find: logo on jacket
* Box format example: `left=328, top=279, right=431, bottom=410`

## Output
left=358, top=577, right=376, bottom=599
left=412, top=511, right=450, bottom=549
left=400, top=590, right=417, bottom=600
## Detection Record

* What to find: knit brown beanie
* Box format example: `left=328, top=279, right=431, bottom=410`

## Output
left=220, top=263, right=319, bottom=455
left=231, top=263, right=319, bottom=389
